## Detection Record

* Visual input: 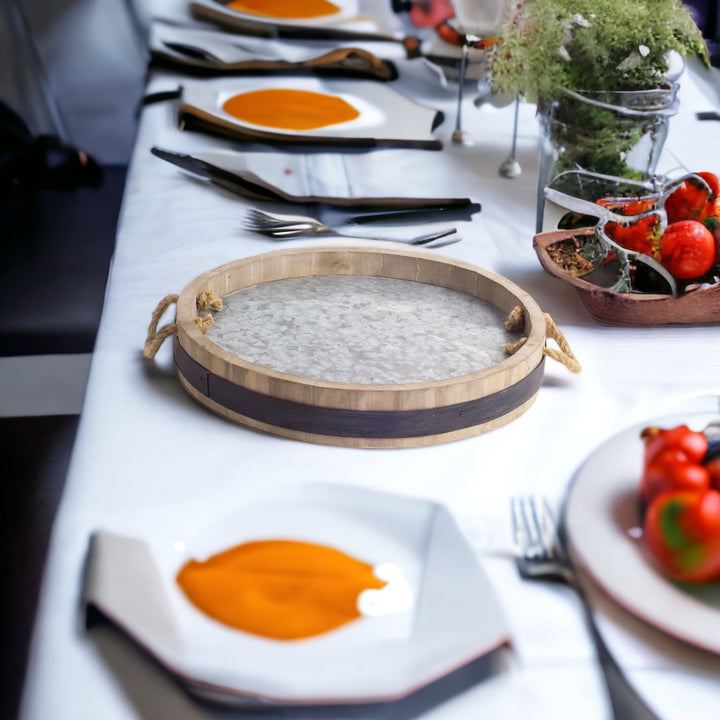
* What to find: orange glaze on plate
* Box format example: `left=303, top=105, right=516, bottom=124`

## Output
left=225, top=0, right=341, bottom=20
left=177, top=539, right=386, bottom=640
left=222, top=88, right=360, bottom=131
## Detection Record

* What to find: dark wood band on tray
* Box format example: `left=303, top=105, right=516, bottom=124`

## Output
left=174, top=339, right=545, bottom=439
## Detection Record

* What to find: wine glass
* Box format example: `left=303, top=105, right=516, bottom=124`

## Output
left=449, top=0, right=520, bottom=173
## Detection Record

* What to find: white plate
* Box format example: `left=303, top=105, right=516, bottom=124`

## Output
left=189, top=0, right=399, bottom=35
left=179, top=77, right=443, bottom=148
left=565, top=411, right=720, bottom=654
left=84, top=483, right=511, bottom=706
left=192, top=0, right=363, bottom=28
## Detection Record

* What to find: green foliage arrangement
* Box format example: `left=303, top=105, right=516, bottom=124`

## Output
left=490, top=0, right=709, bottom=106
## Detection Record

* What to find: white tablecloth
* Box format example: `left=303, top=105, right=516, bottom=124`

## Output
left=18, top=19, right=720, bottom=719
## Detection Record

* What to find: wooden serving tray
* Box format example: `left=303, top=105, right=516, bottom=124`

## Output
left=146, top=246, right=559, bottom=448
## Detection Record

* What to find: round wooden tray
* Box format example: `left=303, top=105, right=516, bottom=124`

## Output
left=146, top=246, right=575, bottom=448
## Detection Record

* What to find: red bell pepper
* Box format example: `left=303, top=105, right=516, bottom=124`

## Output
left=603, top=213, right=662, bottom=257
left=643, top=489, right=720, bottom=582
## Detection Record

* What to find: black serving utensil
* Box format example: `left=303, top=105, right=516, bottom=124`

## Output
left=327, top=204, right=481, bottom=225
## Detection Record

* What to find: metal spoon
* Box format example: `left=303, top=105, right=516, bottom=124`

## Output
left=499, top=96, right=522, bottom=178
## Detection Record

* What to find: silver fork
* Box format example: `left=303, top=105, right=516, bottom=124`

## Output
left=511, top=496, right=661, bottom=720
left=243, top=209, right=460, bottom=246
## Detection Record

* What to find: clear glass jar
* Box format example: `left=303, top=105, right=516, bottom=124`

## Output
left=536, top=84, right=679, bottom=232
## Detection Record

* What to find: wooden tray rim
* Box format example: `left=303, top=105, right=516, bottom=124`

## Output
left=175, top=246, right=547, bottom=411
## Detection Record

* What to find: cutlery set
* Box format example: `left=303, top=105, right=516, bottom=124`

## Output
left=511, top=496, right=660, bottom=720
left=243, top=208, right=461, bottom=246
left=149, top=3, right=495, bottom=248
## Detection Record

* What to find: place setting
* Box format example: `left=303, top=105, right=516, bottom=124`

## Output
left=148, top=20, right=401, bottom=80
left=168, top=75, right=446, bottom=148
left=83, top=482, right=513, bottom=709
left=187, top=0, right=407, bottom=44
left=79, top=394, right=720, bottom=719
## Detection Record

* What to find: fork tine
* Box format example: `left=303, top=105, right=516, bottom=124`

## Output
left=511, top=495, right=553, bottom=560
left=512, top=496, right=535, bottom=556
left=528, top=496, right=545, bottom=544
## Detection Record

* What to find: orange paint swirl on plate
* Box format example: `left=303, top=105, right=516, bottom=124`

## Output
left=177, top=539, right=386, bottom=640
left=225, top=0, right=341, bottom=19
left=222, top=88, right=360, bottom=131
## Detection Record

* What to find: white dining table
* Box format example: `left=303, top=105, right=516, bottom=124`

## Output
left=17, top=4, right=720, bottom=718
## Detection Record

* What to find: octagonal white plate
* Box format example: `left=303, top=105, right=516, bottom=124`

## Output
left=188, top=0, right=400, bottom=37
left=84, top=483, right=510, bottom=706
left=565, top=410, right=720, bottom=654
left=191, top=0, right=363, bottom=29
left=178, top=77, right=443, bottom=149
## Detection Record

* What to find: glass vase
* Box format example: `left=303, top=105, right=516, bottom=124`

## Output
left=536, top=84, right=679, bottom=232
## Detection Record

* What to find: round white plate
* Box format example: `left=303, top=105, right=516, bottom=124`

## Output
left=565, top=411, right=720, bottom=654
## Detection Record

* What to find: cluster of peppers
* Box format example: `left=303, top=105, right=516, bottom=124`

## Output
left=640, top=424, right=720, bottom=582
left=601, top=171, right=720, bottom=282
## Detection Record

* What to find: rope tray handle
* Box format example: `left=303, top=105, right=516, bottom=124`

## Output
left=504, top=305, right=582, bottom=374
left=143, top=289, right=223, bottom=359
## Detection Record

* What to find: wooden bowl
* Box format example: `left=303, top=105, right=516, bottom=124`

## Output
left=534, top=228, right=720, bottom=326
left=163, top=246, right=551, bottom=448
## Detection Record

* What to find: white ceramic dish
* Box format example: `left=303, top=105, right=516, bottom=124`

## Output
left=565, top=411, right=720, bottom=654
left=84, top=483, right=511, bottom=706
left=191, top=0, right=360, bottom=29
left=189, top=0, right=399, bottom=36
left=179, top=77, right=443, bottom=148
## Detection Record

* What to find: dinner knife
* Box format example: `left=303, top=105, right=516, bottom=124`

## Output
left=151, top=147, right=481, bottom=224
left=151, top=147, right=287, bottom=201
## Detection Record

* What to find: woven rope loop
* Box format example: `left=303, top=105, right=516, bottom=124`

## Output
left=504, top=305, right=581, bottom=374
left=143, top=294, right=179, bottom=360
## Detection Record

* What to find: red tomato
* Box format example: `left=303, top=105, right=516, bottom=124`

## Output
left=704, top=215, right=720, bottom=265
left=706, top=456, right=720, bottom=491
left=664, top=172, right=720, bottom=224
left=408, top=0, right=455, bottom=28
left=641, top=447, right=711, bottom=503
left=435, top=19, right=462, bottom=45
left=697, top=172, right=720, bottom=220
left=660, top=220, right=716, bottom=279
left=643, top=489, right=720, bottom=582
left=642, top=425, right=709, bottom=465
